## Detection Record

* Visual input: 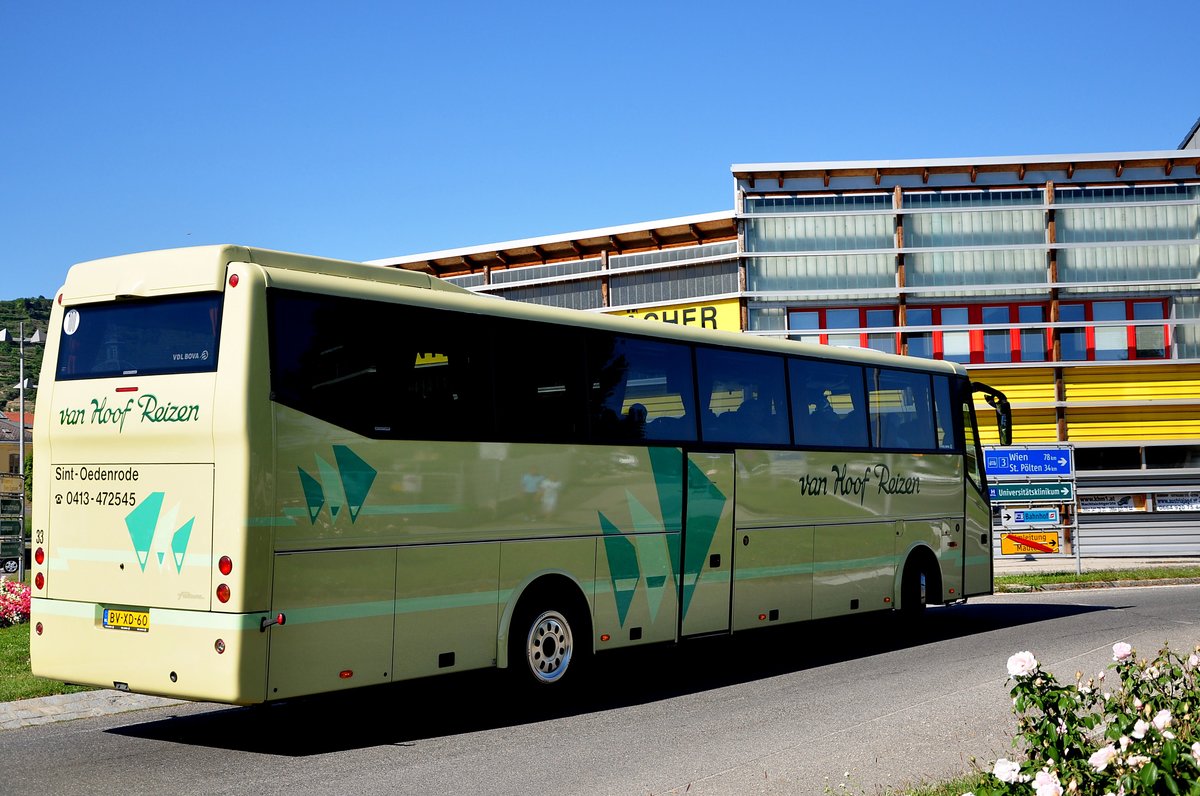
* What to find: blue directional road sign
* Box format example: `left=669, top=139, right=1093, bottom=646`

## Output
left=989, top=482, right=1075, bottom=503
left=1000, top=507, right=1061, bottom=529
left=983, top=446, right=1073, bottom=478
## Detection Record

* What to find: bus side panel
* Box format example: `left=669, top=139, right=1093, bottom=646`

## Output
left=392, top=543, right=501, bottom=681
left=266, top=548, right=396, bottom=700
left=731, top=525, right=814, bottom=631
left=812, top=521, right=895, bottom=619
left=680, top=452, right=734, bottom=637
left=962, top=484, right=993, bottom=597
left=593, top=532, right=680, bottom=647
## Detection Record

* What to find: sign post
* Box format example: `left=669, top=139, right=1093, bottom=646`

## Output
left=984, top=444, right=1079, bottom=573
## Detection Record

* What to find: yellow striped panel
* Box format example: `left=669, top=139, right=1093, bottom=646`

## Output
left=970, top=368, right=1057, bottom=404
left=1066, top=406, right=1200, bottom=441
left=976, top=409, right=1058, bottom=445
left=1063, top=364, right=1200, bottom=403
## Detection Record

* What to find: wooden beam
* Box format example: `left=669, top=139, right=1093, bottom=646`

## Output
left=568, top=240, right=584, bottom=258
left=494, top=251, right=510, bottom=267
left=1165, top=159, right=1174, bottom=176
left=532, top=245, right=547, bottom=263
left=777, top=173, right=785, bottom=188
left=647, top=229, right=663, bottom=249
left=688, top=224, right=703, bottom=244
left=922, top=168, right=929, bottom=184
left=822, top=170, right=830, bottom=187
left=748, top=176, right=756, bottom=189
left=1066, top=163, right=1075, bottom=178
left=874, top=169, right=882, bottom=186
left=607, top=236, right=622, bottom=255
left=1115, top=162, right=1124, bottom=178
left=969, top=166, right=978, bottom=183
left=1018, top=164, right=1026, bottom=180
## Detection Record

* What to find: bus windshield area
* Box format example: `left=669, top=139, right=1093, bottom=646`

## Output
left=56, top=293, right=223, bottom=380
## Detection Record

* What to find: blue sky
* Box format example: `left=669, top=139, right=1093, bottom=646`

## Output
left=2, top=1, right=1197, bottom=300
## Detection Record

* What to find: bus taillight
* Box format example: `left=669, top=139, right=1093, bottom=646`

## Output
left=35, top=547, right=44, bottom=565
left=34, top=572, right=44, bottom=590
left=228, top=274, right=239, bottom=288
left=35, top=622, right=43, bottom=635
left=216, top=584, right=230, bottom=603
left=214, top=639, right=226, bottom=654
left=218, top=556, right=233, bottom=576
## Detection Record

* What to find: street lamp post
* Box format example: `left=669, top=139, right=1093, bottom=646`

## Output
left=1, top=321, right=42, bottom=582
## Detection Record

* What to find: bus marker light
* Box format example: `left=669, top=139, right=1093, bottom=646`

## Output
left=884, top=596, right=891, bottom=604
left=35, top=547, right=44, bottom=565
left=218, top=556, right=233, bottom=576
left=215, top=639, right=226, bottom=654
left=116, top=386, right=138, bottom=393
left=35, top=572, right=44, bottom=590
left=758, top=613, right=767, bottom=621
left=600, top=634, right=610, bottom=642
left=229, top=274, right=239, bottom=288
left=339, top=670, right=353, bottom=679
left=948, top=588, right=955, bottom=594
left=216, top=584, right=230, bottom=603
left=260, top=613, right=286, bottom=631
left=35, top=623, right=43, bottom=635
left=57, top=293, right=62, bottom=305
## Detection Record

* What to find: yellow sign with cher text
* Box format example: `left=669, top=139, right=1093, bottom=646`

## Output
left=615, top=299, right=741, bottom=332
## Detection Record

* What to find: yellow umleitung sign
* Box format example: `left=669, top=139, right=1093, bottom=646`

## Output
left=615, top=299, right=740, bottom=331
left=1000, top=531, right=1060, bottom=555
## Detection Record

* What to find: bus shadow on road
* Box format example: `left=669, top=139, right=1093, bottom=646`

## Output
left=109, top=599, right=1111, bottom=756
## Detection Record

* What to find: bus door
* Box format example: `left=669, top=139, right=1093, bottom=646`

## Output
left=963, top=384, right=1007, bottom=596
left=680, top=451, right=735, bottom=637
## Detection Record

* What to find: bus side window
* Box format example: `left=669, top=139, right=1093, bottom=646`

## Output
left=493, top=317, right=587, bottom=443
left=866, top=367, right=934, bottom=451
left=789, top=359, right=869, bottom=448
left=587, top=333, right=697, bottom=443
left=962, top=396, right=985, bottom=490
left=696, top=347, right=787, bottom=445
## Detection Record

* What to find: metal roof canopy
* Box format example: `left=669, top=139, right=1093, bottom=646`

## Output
left=733, top=149, right=1200, bottom=189
left=369, top=211, right=736, bottom=277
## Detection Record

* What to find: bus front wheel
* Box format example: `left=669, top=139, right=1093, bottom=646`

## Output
left=900, top=556, right=934, bottom=616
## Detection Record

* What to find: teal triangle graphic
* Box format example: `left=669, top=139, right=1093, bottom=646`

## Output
left=334, top=445, right=377, bottom=523
left=315, top=455, right=342, bottom=519
left=157, top=552, right=164, bottom=565
left=682, top=459, right=727, bottom=618
left=171, top=518, right=194, bottom=573
left=125, top=492, right=163, bottom=572
left=297, top=467, right=325, bottom=523
left=648, top=448, right=684, bottom=532
left=599, top=512, right=640, bottom=626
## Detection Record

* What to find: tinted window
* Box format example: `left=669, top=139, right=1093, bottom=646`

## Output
left=588, top=335, right=696, bottom=443
left=494, top=317, right=587, bottom=442
left=790, top=359, right=868, bottom=448
left=932, top=375, right=958, bottom=451
left=268, top=290, right=493, bottom=440
left=56, top=293, right=222, bottom=380
left=696, top=347, right=788, bottom=445
left=867, top=368, right=934, bottom=450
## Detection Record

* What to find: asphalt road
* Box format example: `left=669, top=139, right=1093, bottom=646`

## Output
left=3, top=585, right=1198, bottom=796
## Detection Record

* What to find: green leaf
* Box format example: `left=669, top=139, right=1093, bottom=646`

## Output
left=1163, top=771, right=1181, bottom=796
left=1141, top=761, right=1160, bottom=788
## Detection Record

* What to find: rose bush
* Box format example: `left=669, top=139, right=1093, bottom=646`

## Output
left=971, top=642, right=1200, bottom=795
left=0, top=579, right=31, bottom=627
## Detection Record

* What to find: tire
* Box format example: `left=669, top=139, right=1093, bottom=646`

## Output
left=900, top=557, right=930, bottom=616
left=509, top=597, right=588, bottom=687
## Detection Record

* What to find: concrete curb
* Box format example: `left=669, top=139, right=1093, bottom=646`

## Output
left=0, top=690, right=183, bottom=732
left=997, top=576, right=1200, bottom=593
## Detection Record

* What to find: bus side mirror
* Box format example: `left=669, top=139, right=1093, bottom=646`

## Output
left=996, top=401, right=1012, bottom=446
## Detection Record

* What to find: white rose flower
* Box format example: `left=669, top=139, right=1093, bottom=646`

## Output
left=1088, top=745, right=1118, bottom=772
left=1112, top=642, right=1133, bottom=662
left=1007, top=651, right=1038, bottom=677
left=993, top=757, right=1022, bottom=783
left=1191, top=741, right=1200, bottom=765
left=1132, top=719, right=1150, bottom=740
left=1034, top=769, right=1063, bottom=796
left=1152, top=709, right=1172, bottom=731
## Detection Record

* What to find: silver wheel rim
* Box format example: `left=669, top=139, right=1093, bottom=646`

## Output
left=525, top=610, right=573, bottom=684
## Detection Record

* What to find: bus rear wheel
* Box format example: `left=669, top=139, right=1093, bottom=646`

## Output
left=510, top=597, right=589, bottom=688
left=900, top=557, right=931, bottom=616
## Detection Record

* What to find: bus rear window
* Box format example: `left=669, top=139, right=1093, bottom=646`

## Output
left=56, top=293, right=223, bottom=380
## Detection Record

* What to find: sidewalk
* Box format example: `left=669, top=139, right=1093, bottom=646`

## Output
left=4, top=556, right=1199, bottom=732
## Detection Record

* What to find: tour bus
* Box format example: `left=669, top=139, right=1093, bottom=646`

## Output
left=30, top=245, right=1011, bottom=704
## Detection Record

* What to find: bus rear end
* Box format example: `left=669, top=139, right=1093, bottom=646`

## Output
left=30, top=246, right=271, bottom=704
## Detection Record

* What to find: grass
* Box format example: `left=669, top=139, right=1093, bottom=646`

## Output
left=994, top=565, right=1200, bottom=591
left=902, top=772, right=988, bottom=796
left=0, top=622, right=90, bottom=702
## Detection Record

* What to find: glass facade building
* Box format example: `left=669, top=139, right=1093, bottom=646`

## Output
left=371, top=149, right=1200, bottom=551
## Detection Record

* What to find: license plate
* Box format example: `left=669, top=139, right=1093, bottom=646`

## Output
left=103, top=609, right=150, bottom=632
